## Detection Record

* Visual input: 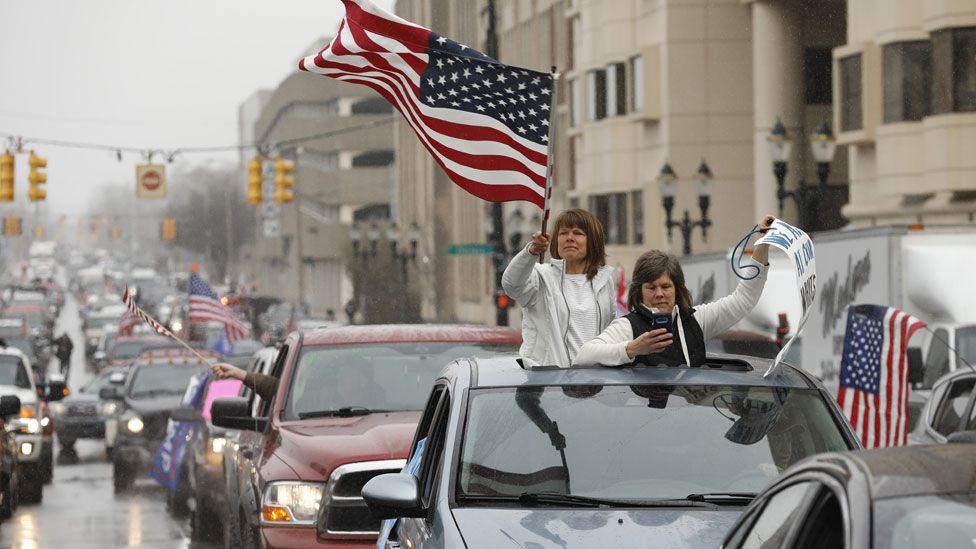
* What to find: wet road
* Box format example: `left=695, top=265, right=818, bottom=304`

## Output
left=0, top=284, right=217, bottom=548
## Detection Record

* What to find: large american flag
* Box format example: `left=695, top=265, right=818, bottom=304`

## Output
left=300, top=0, right=554, bottom=208
left=189, top=273, right=251, bottom=343
left=837, top=304, right=925, bottom=448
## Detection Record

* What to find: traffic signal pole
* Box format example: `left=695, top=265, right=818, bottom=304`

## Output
left=485, top=0, right=508, bottom=327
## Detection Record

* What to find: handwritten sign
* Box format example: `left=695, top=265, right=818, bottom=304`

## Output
left=755, top=219, right=817, bottom=375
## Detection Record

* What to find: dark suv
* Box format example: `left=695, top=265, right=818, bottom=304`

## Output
left=102, top=360, right=207, bottom=492
left=364, top=355, right=861, bottom=549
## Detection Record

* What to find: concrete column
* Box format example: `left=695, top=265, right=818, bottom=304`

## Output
left=752, top=0, right=805, bottom=223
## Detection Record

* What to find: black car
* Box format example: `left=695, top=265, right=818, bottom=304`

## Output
left=720, top=442, right=976, bottom=549
left=102, top=360, right=206, bottom=492
left=49, top=370, right=120, bottom=454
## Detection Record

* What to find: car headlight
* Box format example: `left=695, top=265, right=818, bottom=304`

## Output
left=98, top=402, right=119, bottom=416
left=126, top=416, right=144, bottom=434
left=208, top=436, right=227, bottom=455
left=261, top=481, right=325, bottom=525
left=50, top=402, right=66, bottom=416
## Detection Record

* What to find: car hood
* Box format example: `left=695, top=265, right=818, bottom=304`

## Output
left=60, top=391, right=100, bottom=404
left=451, top=508, right=743, bottom=549
left=0, top=385, right=38, bottom=407
left=275, top=411, right=421, bottom=480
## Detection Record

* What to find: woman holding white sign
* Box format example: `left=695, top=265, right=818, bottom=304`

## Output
left=575, top=214, right=776, bottom=368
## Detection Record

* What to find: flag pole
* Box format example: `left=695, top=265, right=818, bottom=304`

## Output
left=539, top=66, right=559, bottom=264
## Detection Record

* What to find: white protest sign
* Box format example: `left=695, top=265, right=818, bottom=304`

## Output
left=755, top=219, right=816, bottom=375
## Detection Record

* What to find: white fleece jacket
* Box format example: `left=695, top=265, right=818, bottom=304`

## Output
left=574, top=258, right=769, bottom=366
left=502, top=245, right=616, bottom=368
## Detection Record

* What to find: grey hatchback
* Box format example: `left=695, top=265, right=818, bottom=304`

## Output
left=361, top=355, right=860, bottom=549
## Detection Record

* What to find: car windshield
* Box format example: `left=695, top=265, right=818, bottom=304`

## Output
left=0, top=355, right=32, bottom=389
left=82, top=371, right=117, bottom=394
left=128, top=366, right=201, bottom=399
left=283, top=342, right=518, bottom=421
left=874, top=493, right=976, bottom=548
left=458, top=384, right=850, bottom=501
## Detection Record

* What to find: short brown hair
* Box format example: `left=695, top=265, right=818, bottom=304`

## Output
left=627, top=250, right=693, bottom=313
left=548, top=209, right=607, bottom=280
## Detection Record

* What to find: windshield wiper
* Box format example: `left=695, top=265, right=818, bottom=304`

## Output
left=298, top=406, right=387, bottom=419
left=460, top=492, right=715, bottom=509
left=686, top=492, right=757, bottom=504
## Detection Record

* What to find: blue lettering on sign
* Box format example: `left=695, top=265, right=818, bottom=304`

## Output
left=791, top=240, right=816, bottom=275
left=762, top=232, right=794, bottom=250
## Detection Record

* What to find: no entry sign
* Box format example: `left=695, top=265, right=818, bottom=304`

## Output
left=136, top=164, right=167, bottom=199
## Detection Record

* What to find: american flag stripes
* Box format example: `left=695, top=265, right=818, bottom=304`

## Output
left=836, top=304, right=925, bottom=448
left=121, top=286, right=177, bottom=339
left=117, top=309, right=140, bottom=337
left=189, top=273, right=250, bottom=343
left=299, top=0, right=554, bottom=208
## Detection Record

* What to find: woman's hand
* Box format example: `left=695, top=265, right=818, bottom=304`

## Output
left=626, top=328, right=673, bottom=358
left=753, top=214, right=776, bottom=265
left=528, top=231, right=550, bottom=256
left=210, top=362, right=246, bottom=381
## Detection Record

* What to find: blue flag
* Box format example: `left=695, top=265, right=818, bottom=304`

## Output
left=377, top=437, right=426, bottom=549
left=149, top=373, right=210, bottom=491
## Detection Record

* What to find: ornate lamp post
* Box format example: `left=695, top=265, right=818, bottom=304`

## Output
left=767, top=118, right=793, bottom=217
left=768, top=118, right=838, bottom=228
left=657, top=160, right=714, bottom=255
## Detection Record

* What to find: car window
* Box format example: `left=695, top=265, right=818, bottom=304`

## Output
left=0, top=355, right=32, bottom=390
left=875, top=493, right=976, bottom=549
left=922, top=329, right=950, bottom=389
left=932, top=377, right=975, bottom=436
left=257, top=345, right=288, bottom=417
left=418, top=391, right=450, bottom=509
left=282, top=342, right=515, bottom=421
left=740, top=482, right=817, bottom=549
left=128, top=365, right=203, bottom=399
left=926, top=381, right=950, bottom=429
left=791, top=489, right=845, bottom=549
left=457, top=385, right=850, bottom=501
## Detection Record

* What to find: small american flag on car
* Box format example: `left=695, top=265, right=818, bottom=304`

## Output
left=299, top=0, right=554, bottom=209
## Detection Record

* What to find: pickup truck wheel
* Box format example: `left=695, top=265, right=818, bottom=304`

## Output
left=0, top=473, right=14, bottom=518
left=112, top=463, right=133, bottom=493
left=240, top=510, right=261, bottom=549
left=166, top=476, right=190, bottom=517
left=191, top=499, right=220, bottom=542
left=19, top=465, right=42, bottom=504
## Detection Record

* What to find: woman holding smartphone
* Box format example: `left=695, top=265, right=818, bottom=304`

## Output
left=575, top=214, right=776, bottom=367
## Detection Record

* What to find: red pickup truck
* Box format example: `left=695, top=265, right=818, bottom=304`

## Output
left=212, top=324, right=521, bottom=549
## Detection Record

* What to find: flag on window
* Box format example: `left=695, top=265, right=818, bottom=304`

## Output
left=189, top=273, right=251, bottom=343
left=836, top=304, right=925, bottom=448
left=300, top=0, right=554, bottom=208
left=149, top=373, right=209, bottom=491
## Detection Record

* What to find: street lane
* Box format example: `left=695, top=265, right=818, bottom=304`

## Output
left=0, top=279, right=217, bottom=548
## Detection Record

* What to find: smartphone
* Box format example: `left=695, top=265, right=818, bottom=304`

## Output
left=650, top=312, right=672, bottom=332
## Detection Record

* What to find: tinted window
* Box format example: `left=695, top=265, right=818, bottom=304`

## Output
left=282, top=342, right=515, bottom=421
left=0, top=355, right=31, bottom=389
left=741, top=482, right=816, bottom=549
left=840, top=54, right=863, bottom=131
left=128, top=365, right=202, bottom=399
left=922, top=329, right=950, bottom=389
left=932, top=377, right=975, bottom=436
left=875, top=493, right=976, bottom=549
left=883, top=41, right=932, bottom=123
left=458, top=385, right=849, bottom=500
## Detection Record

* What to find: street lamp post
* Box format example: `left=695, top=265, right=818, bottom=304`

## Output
left=657, top=160, right=714, bottom=255
left=767, top=118, right=838, bottom=228
left=386, top=221, right=420, bottom=321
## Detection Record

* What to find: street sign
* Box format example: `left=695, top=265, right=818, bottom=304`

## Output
left=262, top=202, right=281, bottom=218
left=448, top=243, right=494, bottom=256
left=263, top=218, right=281, bottom=238
left=136, top=164, right=167, bottom=199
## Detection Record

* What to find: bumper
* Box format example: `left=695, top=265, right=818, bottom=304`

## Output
left=262, top=526, right=375, bottom=549
left=14, top=434, right=43, bottom=463
left=55, top=416, right=106, bottom=440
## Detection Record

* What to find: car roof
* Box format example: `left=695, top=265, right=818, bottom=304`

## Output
left=300, top=324, right=522, bottom=346
left=465, top=353, right=816, bottom=389
left=807, top=443, right=976, bottom=500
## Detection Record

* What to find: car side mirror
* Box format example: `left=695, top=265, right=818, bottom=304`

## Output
left=46, top=379, right=68, bottom=402
left=0, top=395, right=21, bottom=418
left=211, top=397, right=267, bottom=431
left=169, top=406, right=202, bottom=423
left=907, top=348, right=924, bottom=387
left=361, top=473, right=425, bottom=520
left=99, top=387, right=123, bottom=400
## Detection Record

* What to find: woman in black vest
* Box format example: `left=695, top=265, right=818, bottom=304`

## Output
left=575, top=214, right=775, bottom=367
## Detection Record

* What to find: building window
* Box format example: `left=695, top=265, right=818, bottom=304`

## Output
left=587, top=69, right=607, bottom=121
left=932, top=27, right=976, bottom=114
left=569, top=78, right=580, bottom=127
left=351, top=150, right=395, bottom=167
left=631, top=190, right=644, bottom=245
left=839, top=54, right=863, bottom=131
left=883, top=41, right=932, bottom=123
left=351, top=97, right=393, bottom=114
left=630, top=55, right=644, bottom=112
left=606, top=62, right=627, bottom=116
left=589, top=192, right=627, bottom=244
left=804, top=48, right=833, bottom=105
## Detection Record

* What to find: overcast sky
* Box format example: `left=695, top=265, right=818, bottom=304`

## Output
left=0, top=0, right=395, bottom=215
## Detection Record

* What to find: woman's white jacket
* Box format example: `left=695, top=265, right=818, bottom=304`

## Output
left=502, top=245, right=617, bottom=368
left=574, top=258, right=769, bottom=367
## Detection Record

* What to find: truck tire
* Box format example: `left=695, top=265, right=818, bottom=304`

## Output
left=19, top=465, right=42, bottom=504
left=0, top=472, right=16, bottom=518
left=43, top=445, right=53, bottom=484
left=191, top=499, right=220, bottom=542
left=112, top=457, right=133, bottom=493
left=240, top=510, right=261, bottom=549
left=166, top=476, right=190, bottom=517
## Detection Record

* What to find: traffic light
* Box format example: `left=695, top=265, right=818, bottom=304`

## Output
left=3, top=216, right=21, bottom=236
left=496, top=293, right=511, bottom=310
left=28, top=151, right=47, bottom=202
left=274, top=156, right=294, bottom=204
left=33, top=226, right=44, bottom=239
left=247, top=156, right=263, bottom=205
left=161, top=217, right=177, bottom=241
left=0, top=153, right=14, bottom=202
